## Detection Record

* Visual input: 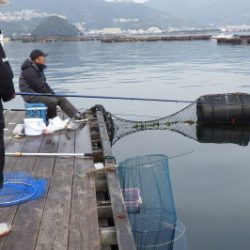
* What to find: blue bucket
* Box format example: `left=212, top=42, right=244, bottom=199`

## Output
left=25, top=103, right=47, bottom=122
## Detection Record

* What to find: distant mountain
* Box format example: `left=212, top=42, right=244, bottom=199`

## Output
left=1, top=18, right=43, bottom=36
left=147, top=0, right=250, bottom=26
left=0, top=0, right=197, bottom=35
left=32, top=16, right=81, bottom=36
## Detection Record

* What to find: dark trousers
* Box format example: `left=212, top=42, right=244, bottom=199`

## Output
left=0, top=126, right=4, bottom=189
left=28, top=96, right=78, bottom=119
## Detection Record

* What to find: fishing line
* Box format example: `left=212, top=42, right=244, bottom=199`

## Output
left=112, top=113, right=161, bottom=119
left=169, top=150, right=194, bottom=160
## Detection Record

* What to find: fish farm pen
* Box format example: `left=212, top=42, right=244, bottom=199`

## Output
left=216, top=35, right=250, bottom=45
left=0, top=106, right=136, bottom=250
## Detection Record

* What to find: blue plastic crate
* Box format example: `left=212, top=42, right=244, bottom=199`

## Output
left=25, top=103, right=47, bottom=122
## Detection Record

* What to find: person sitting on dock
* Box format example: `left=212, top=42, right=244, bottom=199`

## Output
left=19, top=49, right=86, bottom=120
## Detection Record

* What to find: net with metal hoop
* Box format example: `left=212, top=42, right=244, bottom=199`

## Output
left=118, top=155, right=186, bottom=249
left=0, top=172, right=47, bottom=207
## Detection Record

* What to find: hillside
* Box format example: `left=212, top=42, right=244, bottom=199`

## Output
left=32, top=16, right=81, bottom=36
left=0, top=0, right=197, bottom=35
left=147, top=0, right=250, bottom=26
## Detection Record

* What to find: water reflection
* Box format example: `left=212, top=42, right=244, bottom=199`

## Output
left=118, top=155, right=187, bottom=250
left=112, top=113, right=250, bottom=147
left=197, top=124, right=250, bottom=146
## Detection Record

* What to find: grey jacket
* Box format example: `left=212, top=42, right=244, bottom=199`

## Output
left=19, top=59, right=54, bottom=102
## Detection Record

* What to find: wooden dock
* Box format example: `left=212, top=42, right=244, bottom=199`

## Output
left=0, top=107, right=136, bottom=250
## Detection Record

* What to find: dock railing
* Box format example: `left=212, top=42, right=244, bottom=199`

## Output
left=95, top=110, right=136, bottom=250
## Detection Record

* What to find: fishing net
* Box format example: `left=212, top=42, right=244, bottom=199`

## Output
left=91, top=93, right=250, bottom=146
left=111, top=102, right=197, bottom=144
left=0, top=172, right=48, bottom=207
left=118, top=155, right=186, bottom=249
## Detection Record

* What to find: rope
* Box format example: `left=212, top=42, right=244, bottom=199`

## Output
left=85, top=164, right=117, bottom=177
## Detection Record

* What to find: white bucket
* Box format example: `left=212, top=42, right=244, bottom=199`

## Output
left=24, top=118, right=46, bottom=136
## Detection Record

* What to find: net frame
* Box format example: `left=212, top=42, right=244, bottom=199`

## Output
left=0, top=172, right=48, bottom=207
left=0, top=182, right=36, bottom=206
left=118, top=154, right=180, bottom=249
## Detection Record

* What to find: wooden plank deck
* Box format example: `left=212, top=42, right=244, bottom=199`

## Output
left=0, top=111, right=101, bottom=250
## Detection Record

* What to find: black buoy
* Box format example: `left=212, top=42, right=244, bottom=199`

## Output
left=197, top=93, right=250, bottom=124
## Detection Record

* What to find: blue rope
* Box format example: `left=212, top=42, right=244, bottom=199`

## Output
left=16, top=92, right=194, bottom=104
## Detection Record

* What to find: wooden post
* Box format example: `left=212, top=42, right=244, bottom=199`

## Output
left=100, top=227, right=117, bottom=245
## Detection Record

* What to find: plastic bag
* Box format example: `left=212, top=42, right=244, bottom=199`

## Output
left=13, top=124, right=25, bottom=136
left=44, top=116, right=69, bottom=134
left=24, top=118, right=46, bottom=136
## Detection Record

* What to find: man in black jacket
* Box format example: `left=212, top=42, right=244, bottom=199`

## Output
left=19, top=49, right=85, bottom=120
left=0, top=0, right=14, bottom=237
left=0, top=39, right=15, bottom=190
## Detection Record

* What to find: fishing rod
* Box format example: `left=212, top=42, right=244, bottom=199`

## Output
left=15, top=92, right=250, bottom=107
left=15, top=92, right=194, bottom=104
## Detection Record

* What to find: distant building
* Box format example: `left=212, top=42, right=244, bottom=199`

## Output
left=100, top=28, right=122, bottom=34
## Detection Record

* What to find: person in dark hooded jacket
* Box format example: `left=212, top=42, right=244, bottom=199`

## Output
left=19, top=49, right=85, bottom=120
left=0, top=0, right=15, bottom=237
left=0, top=41, right=15, bottom=190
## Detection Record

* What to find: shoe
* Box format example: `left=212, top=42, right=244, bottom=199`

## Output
left=66, top=120, right=79, bottom=130
left=0, top=223, right=11, bottom=237
left=74, top=112, right=88, bottom=123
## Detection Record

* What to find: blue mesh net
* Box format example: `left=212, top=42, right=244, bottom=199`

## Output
left=0, top=172, right=48, bottom=207
left=118, top=155, right=186, bottom=250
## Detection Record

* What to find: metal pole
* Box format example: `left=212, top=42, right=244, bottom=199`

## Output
left=5, top=152, right=94, bottom=157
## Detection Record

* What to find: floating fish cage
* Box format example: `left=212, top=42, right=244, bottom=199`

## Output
left=118, top=155, right=186, bottom=249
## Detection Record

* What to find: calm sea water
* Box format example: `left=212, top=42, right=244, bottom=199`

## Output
left=4, top=40, right=250, bottom=250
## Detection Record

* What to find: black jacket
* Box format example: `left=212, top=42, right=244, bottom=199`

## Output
left=0, top=43, right=15, bottom=128
left=19, top=59, right=54, bottom=102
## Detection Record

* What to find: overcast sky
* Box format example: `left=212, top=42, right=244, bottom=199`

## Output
left=105, top=0, right=148, bottom=3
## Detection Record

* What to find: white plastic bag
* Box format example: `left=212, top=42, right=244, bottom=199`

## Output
left=13, top=124, right=25, bottom=136
left=24, top=118, right=46, bottom=136
left=44, top=116, right=69, bottom=134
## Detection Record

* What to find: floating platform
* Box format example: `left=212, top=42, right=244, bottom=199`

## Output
left=100, top=34, right=212, bottom=43
left=216, top=35, right=250, bottom=45
left=0, top=107, right=135, bottom=250
left=11, top=34, right=213, bottom=43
